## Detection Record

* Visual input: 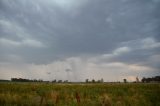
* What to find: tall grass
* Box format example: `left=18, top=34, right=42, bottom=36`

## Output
left=0, top=83, right=159, bottom=105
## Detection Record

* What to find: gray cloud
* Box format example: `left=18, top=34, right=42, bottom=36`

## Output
left=0, top=0, right=160, bottom=81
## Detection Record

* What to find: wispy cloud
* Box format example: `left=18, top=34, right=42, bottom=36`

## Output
left=141, top=37, right=160, bottom=49
left=121, top=37, right=160, bottom=50
left=0, top=38, right=45, bottom=48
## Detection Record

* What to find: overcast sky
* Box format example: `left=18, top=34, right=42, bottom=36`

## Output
left=0, top=0, right=160, bottom=82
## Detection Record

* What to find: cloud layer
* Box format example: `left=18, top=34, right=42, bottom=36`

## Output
left=0, top=0, right=160, bottom=81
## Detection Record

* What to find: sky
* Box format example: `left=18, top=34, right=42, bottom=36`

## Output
left=0, top=0, right=160, bottom=82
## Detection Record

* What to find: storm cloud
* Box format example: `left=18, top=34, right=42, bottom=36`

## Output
left=0, top=0, right=160, bottom=81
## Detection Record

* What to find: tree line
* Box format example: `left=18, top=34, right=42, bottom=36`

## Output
left=8, top=76, right=160, bottom=83
left=11, top=78, right=43, bottom=82
left=141, top=76, right=160, bottom=83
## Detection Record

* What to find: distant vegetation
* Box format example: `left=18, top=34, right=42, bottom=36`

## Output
left=8, top=76, right=160, bottom=83
left=10, top=78, right=105, bottom=83
left=0, top=83, right=159, bottom=106
left=11, top=78, right=43, bottom=82
left=141, top=76, right=160, bottom=83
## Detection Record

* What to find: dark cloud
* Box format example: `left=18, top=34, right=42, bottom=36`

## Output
left=0, top=0, right=160, bottom=81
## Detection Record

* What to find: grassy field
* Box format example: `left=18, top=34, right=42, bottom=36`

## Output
left=0, top=83, right=160, bottom=106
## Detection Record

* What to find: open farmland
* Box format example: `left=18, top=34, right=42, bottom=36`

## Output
left=0, top=83, right=160, bottom=106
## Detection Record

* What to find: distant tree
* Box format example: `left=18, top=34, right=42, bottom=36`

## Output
left=141, top=76, right=160, bottom=83
left=33, top=79, right=37, bottom=82
left=141, top=77, right=146, bottom=83
left=52, top=79, right=56, bottom=83
left=144, top=78, right=151, bottom=83
left=11, top=78, right=30, bottom=82
left=58, top=80, right=62, bottom=83
left=97, top=80, right=101, bottom=83
left=92, top=79, right=95, bottom=83
left=85, top=79, right=89, bottom=83
left=155, top=76, right=160, bottom=82
left=97, top=78, right=104, bottom=83
left=38, top=79, right=43, bottom=82
left=123, top=79, right=127, bottom=83
left=64, top=80, right=68, bottom=83
left=0, top=79, right=10, bottom=82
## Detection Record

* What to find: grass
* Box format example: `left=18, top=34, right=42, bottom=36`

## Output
left=0, top=83, right=160, bottom=106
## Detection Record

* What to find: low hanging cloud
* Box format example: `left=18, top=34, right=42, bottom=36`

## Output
left=0, top=54, right=156, bottom=82
left=27, top=57, right=158, bottom=82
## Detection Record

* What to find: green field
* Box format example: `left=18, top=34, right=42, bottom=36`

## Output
left=0, top=83, right=160, bottom=106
